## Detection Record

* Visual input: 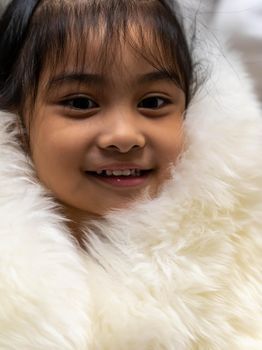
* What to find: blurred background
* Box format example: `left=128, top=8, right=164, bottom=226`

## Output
left=204, top=0, right=262, bottom=104
left=0, top=0, right=261, bottom=103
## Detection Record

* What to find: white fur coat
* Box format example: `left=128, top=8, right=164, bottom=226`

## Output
left=0, top=25, right=262, bottom=350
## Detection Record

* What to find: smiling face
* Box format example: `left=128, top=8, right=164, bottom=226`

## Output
left=26, top=41, right=186, bottom=219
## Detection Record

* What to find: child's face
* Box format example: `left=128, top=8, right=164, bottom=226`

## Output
left=26, top=43, right=185, bottom=218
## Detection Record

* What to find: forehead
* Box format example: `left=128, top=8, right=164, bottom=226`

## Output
left=41, top=40, right=181, bottom=98
left=42, top=22, right=171, bottom=80
left=57, top=31, right=159, bottom=75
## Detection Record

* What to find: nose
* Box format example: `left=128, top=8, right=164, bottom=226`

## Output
left=97, top=111, right=146, bottom=153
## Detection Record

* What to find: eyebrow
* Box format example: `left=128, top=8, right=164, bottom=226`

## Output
left=48, top=73, right=105, bottom=89
left=137, top=71, right=180, bottom=85
left=47, top=70, right=180, bottom=89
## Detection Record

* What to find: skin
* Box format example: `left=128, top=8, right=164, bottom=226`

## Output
left=23, top=40, right=186, bottom=239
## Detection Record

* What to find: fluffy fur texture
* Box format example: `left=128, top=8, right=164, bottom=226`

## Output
left=0, top=10, right=262, bottom=350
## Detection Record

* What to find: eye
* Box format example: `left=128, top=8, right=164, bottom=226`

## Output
left=137, top=96, right=170, bottom=109
left=61, top=96, right=99, bottom=110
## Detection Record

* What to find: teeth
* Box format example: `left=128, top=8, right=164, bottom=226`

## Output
left=112, top=170, right=123, bottom=176
left=96, top=169, right=143, bottom=176
left=122, top=170, right=132, bottom=176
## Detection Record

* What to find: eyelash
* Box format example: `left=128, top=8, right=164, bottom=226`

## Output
left=60, top=96, right=99, bottom=110
left=137, top=96, right=171, bottom=109
left=60, top=95, right=171, bottom=111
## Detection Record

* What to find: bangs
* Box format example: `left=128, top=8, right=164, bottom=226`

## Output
left=4, top=0, right=193, bottom=112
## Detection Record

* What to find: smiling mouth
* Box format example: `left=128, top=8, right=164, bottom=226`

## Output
left=86, top=169, right=152, bottom=177
left=85, top=169, right=153, bottom=187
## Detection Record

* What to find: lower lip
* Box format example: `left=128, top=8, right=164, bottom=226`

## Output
left=86, top=173, right=151, bottom=188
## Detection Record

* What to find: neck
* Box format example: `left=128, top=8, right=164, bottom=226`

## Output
left=58, top=204, right=101, bottom=248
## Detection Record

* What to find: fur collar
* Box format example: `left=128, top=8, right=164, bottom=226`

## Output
left=0, top=45, right=262, bottom=349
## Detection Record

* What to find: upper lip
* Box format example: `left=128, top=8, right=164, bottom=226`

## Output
left=86, top=163, right=152, bottom=172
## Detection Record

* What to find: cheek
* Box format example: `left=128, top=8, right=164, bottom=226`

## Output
left=156, top=118, right=185, bottom=162
left=29, top=119, right=87, bottom=189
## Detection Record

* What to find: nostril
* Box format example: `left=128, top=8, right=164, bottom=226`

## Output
left=97, top=131, right=146, bottom=153
left=106, top=145, right=119, bottom=150
left=104, top=143, right=143, bottom=153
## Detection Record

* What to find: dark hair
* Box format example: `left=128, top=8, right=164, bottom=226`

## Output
left=0, top=0, right=194, bottom=117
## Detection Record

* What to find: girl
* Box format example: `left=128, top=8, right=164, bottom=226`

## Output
left=0, top=0, right=261, bottom=349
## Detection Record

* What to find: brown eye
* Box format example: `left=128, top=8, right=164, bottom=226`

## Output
left=138, top=96, right=170, bottom=109
left=62, top=97, right=99, bottom=110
